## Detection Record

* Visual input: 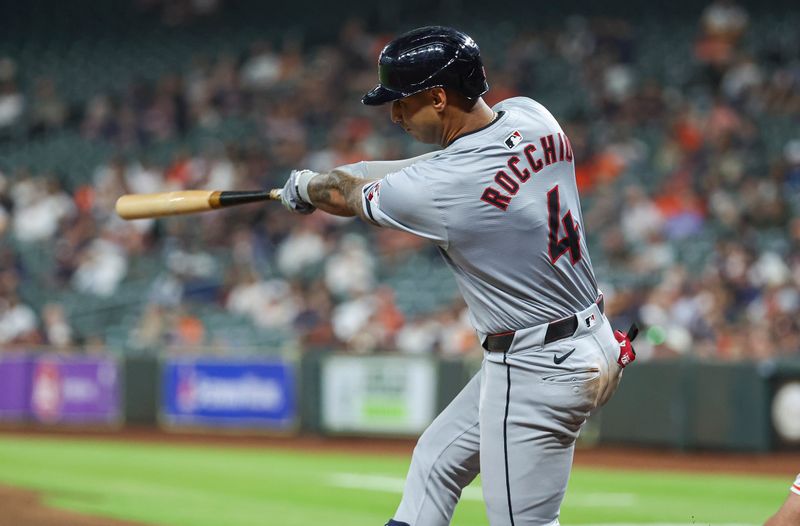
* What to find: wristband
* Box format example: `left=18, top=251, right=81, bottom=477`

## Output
left=296, top=170, right=319, bottom=205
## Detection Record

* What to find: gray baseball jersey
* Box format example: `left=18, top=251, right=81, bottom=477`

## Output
left=359, top=97, right=598, bottom=341
left=348, top=97, right=622, bottom=526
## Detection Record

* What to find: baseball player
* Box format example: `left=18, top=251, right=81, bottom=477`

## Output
left=280, top=26, right=637, bottom=526
left=764, top=474, right=800, bottom=526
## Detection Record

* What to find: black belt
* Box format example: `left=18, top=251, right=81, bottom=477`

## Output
left=483, top=295, right=605, bottom=353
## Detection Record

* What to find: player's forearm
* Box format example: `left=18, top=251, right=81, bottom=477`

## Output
left=297, top=152, right=436, bottom=218
left=306, top=170, right=371, bottom=218
left=301, top=152, right=439, bottom=216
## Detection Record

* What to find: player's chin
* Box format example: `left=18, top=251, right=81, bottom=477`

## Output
left=405, top=128, right=435, bottom=144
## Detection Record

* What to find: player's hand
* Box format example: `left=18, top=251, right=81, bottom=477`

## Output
left=614, top=323, right=639, bottom=368
left=280, top=169, right=317, bottom=215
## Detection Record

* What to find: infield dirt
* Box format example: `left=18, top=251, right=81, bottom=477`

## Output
left=0, top=484, right=149, bottom=526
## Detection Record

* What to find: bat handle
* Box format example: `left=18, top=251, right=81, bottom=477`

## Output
left=627, top=323, right=640, bottom=342
left=269, top=189, right=283, bottom=200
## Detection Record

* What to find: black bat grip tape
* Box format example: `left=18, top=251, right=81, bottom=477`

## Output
left=627, top=323, right=640, bottom=342
left=218, top=191, right=270, bottom=207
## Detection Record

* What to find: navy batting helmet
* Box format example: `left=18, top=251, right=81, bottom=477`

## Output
left=361, top=26, right=489, bottom=106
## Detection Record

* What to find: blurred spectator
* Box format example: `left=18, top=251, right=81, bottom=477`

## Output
left=396, top=317, right=441, bottom=354
left=166, top=242, right=218, bottom=283
left=147, top=272, right=185, bottom=307
left=0, top=294, right=39, bottom=345
left=0, top=201, right=8, bottom=238
left=324, top=234, right=375, bottom=298
left=12, top=177, right=75, bottom=243
left=197, top=144, right=237, bottom=189
left=701, top=0, right=748, bottom=42
left=0, top=58, right=24, bottom=132
left=620, top=187, right=664, bottom=245
left=369, top=287, right=405, bottom=347
left=241, top=41, right=282, bottom=92
left=331, top=290, right=376, bottom=351
left=0, top=4, right=796, bottom=360
left=276, top=223, right=329, bottom=278
left=656, top=186, right=705, bottom=240
left=130, top=303, right=167, bottom=349
left=125, top=157, right=165, bottom=195
left=437, top=308, right=479, bottom=356
left=41, top=303, right=73, bottom=349
left=81, top=95, right=116, bottom=141
left=293, top=282, right=336, bottom=349
left=720, top=55, right=762, bottom=104
left=170, top=307, right=206, bottom=347
left=695, top=0, right=749, bottom=68
left=28, top=78, right=67, bottom=136
left=784, top=140, right=800, bottom=193
left=71, top=233, right=128, bottom=296
left=226, top=270, right=300, bottom=329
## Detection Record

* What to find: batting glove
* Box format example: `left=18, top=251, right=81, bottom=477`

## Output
left=615, top=323, right=639, bottom=368
left=280, top=169, right=317, bottom=215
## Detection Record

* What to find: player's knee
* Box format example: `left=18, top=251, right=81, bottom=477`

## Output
left=410, top=432, right=438, bottom=470
left=412, top=433, right=466, bottom=485
left=412, top=429, right=454, bottom=474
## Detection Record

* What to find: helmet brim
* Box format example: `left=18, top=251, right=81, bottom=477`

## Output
left=361, top=84, right=406, bottom=106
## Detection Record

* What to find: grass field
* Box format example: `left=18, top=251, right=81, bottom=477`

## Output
left=0, top=436, right=788, bottom=526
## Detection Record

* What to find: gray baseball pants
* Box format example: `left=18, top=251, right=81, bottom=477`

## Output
left=390, top=302, right=622, bottom=526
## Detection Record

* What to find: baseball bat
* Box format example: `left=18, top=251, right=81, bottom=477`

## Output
left=115, top=189, right=283, bottom=220
left=627, top=323, right=639, bottom=342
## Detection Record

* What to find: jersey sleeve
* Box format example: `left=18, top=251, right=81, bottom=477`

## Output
left=792, top=474, right=800, bottom=496
left=335, top=151, right=440, bottom=180
left=361, top=164, right=448, bottom=247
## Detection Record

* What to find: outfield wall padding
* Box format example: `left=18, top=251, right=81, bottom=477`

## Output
left=598, top=362, right=691, bottom=447
left=685, top=362, right=771, bottom=451
left=111, top=351, right=799, bottom=451
left=597, top=361, right=775, bottom=451
left=123, top=354, right=159, bottom=426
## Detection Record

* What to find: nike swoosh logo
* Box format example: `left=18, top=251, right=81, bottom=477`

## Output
left=553, top=348, right=575, bottom=365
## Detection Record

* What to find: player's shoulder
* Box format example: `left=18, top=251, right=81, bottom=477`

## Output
left=380, top=148, right=466, bottom=199
left=493, top=96, right=546, bottom=114
left=493, top=96, right=559, bottom=125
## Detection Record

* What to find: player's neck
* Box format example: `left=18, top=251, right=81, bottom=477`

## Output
left=441, top=98, right=496, bottom=148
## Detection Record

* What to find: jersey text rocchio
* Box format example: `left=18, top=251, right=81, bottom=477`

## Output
left=480, top=132, right=574, bottom=211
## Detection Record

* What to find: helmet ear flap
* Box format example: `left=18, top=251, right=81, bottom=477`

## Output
left=461, top=65, right=489, bottom=99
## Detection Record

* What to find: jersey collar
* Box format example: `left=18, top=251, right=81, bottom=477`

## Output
left=445, top=111, right=505, bottom=148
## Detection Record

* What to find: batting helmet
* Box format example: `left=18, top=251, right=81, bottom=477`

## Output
left=362, top=26, right=489, bottom=106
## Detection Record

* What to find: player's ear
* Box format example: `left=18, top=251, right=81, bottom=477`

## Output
left=430, top=87, right=447, bottom=112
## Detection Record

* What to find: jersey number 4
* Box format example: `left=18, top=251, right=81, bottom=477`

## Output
left=547, top=185, right=582, bottom=265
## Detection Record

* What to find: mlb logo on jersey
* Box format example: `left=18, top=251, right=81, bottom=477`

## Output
left=362, top=180, right=382, bottom=225
left=366, top=181, right=381, bottom=204
left=504, top=130, right=523, bottom=149
left=585, top=313, right=597, bottom=328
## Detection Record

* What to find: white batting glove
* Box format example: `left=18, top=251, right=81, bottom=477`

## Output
left=280, top=169, right=317, bottom=215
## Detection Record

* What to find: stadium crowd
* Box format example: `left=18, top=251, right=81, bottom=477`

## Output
left=0, top=0, right=798, bottom=361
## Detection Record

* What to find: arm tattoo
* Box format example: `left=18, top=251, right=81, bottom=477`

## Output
left=307, top=169, right=373, bottom=219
